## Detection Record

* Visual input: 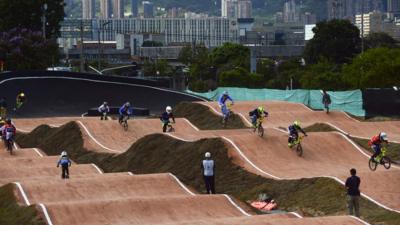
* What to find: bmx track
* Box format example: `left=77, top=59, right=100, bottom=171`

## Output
left=1, top=77, right=398, bottom=224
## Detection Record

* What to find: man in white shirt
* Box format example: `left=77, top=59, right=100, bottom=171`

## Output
left=201, top=152, right=215, bottom=194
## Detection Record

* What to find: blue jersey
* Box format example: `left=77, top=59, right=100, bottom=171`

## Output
left=160, top=112, right=175, bottom=122
left=218, top=95, right=233, bottom=106
left=288, top=125, right=306, bottom=135
left=58, top=157, right=71, bottom=166
left=119, top=105, right=133, bottom=115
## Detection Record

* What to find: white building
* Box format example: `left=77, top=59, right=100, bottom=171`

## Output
left=60, top=17, right=239, bottom=47
left=221, top=0, right=228, bottom=17
left=355, top=11, right=400, bottom=40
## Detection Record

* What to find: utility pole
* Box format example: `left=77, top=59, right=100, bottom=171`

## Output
left=97, top=25, right=101, bottom=70
left=80, top=20, right=85, bottom=72
left=42, top=3, right=48, bottom=39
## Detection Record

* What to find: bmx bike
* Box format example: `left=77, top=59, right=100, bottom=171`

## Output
left=368, top=147, right=391, bottom=171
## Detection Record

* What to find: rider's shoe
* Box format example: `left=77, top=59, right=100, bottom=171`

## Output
left=288, top=143, right=294, bottom=148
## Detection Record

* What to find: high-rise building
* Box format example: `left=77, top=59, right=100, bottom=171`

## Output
left=100, top=0, right=112, bottom=19
left=388, top=0, right=400, bottom=13
left=131, top=0, right=138, bottom=17
left=221, top=0, right=228, bottom=17
left=238, top=0, right=252, bottom=18
left=283, top=0, right=300, bottom=22
left=113, top=0, right=125, bottom=18
left=328, top=0, right=383, bottom=21
left=226, top=0, right=238, bottom=18
left=143, top=1, right=154, bottom=18
left=82, top=0, right=96, bottom=19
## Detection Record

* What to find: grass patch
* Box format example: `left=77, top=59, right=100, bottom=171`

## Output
left=0, top=184, right=45, bottom=225
left=174, top=101, right=247, bottom=130
left=351, top=137, right=400, bottom=163
left=16, top=122, right=400, bottom=225
left=303, top=123, right=337, bottom=133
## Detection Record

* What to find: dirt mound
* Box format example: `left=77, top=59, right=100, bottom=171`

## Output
left=0, top=184, right=45, bottom=225
left=174, top=102, right=247, bottom=130
left=16, top=122, right=400, bottom=224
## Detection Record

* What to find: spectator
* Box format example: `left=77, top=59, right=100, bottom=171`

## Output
left=345, top=168, right=361, bottom=217
left=201, top=152, right=215, bottom=194
left=322, top=90, right=331, bottom=114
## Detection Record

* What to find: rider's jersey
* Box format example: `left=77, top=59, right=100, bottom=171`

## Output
left=2, top=124, right=16, bottom=140
left=218, top=95, right=233, bottom=106
left=17, top=94, right=26, bottom=103
left=202, top=159, right=215, bottom=176
left=58, top=156, right=71, bottom=166
left=98, top=104, right=110, bottom=113
left=119, top=105, right=133, bottom=115
left=369, top=135, right=384, bottom=146
left=249, top=109, right=268, bottom=119
left=288, top=124, right=306, bottom=136
left=160, top=112, right=175, bottom=123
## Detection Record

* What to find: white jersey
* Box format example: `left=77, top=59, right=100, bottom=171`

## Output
left=202, top=159, right=214, bottom=176
left=98, top=104, right=109, bottom=113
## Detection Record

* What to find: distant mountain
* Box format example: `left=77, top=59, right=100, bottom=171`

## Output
left=64, top=0, right=328, bottom=21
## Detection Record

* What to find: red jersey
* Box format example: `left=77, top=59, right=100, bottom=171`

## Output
left=368, top=135, right=382, bottom=146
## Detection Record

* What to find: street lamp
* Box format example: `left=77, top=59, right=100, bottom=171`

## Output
left=98, top=21, right=111, bottom=70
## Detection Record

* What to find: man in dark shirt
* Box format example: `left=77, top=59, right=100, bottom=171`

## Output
left=345, top=168, right=361, bottom=217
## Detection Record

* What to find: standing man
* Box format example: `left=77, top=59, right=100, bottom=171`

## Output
left=322, top=90, right=331, bottom=114
left=201, top=152, right=215, bottom=194
left=345, top=168, right=361, bottom=217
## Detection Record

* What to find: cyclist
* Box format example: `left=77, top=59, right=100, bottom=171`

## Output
left=118, top=102, right=133, bottom=124
left=0, top=97, right=7, bottom=118
left=57, top=151, right=72, bottom=179
left=218, top=91, right=234, bottom=121
left=160, top=106, right=175, bottom=133
left=1, top=119, right=16, bottom=149
left=249, top=106, right=269, bottom=129
left=288, top=121, right=307, bottom=148
left=368, top=132, right=389, bottom=162
left=98, top=101, right=110, bottom=120
left=14, top=91, right=26, bottom=111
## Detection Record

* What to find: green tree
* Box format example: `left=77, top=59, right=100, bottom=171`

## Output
left=143, top=59, right=173, bottom=77
left=304, top=19, right=361, bottom=64
left=0, top=28, right=59, bottom=70
left=342, top=48, right=400, bottom=88
left=0, top=0, right=64, bottom=38
left=300, top=59, right=344, bottom=90
left=257, top=58, right=276, bottom=81
left=268, top=58, right=304, bottom=89
left=218, top=67, right=250, bottom=87
left=364, top=32, right=398, bottom=50
left=209, top=42, right=250, bottom=72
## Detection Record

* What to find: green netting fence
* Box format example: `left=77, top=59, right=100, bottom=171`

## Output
left=187, top=87, right=365, bottom=117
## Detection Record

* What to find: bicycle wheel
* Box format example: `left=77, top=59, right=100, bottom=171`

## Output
left=257, top=125, right=264, bottom=137
left=7, top=140, right=13, bottom=155
left=296, top=144, right=303, bottom=157
left=368, top=158, right=377, bottom=171
left=123, top=122, right=128, bottom=131
left=381, top=156, right=391, bottom=170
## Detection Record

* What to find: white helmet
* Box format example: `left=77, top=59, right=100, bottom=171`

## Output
left=61, top=151, right=68, bottom=157
left=380, top=132, right=388, bottom=141
left=103, top=101, right=108, bottom=105
left=166, top=106, right=172, bottom=113
left=205, top=152, right=211, bottom=158
left=223, top=91, right=228, bottom=95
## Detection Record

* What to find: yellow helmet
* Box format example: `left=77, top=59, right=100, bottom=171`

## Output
left=294, top=120, right=301, bottom=127
left=20, top=93, right=25, bottom=97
